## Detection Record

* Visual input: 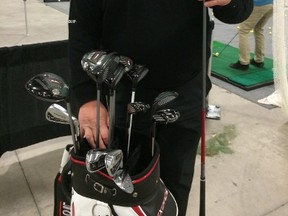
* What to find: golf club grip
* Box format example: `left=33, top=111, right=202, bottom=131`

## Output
left=199, top=177, right=205, bottom=216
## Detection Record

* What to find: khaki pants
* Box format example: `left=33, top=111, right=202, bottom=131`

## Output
left=238, top=4, right=273, bottom=65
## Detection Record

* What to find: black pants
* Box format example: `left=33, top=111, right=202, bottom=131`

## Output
left=112, top=72, right=208, bottom=216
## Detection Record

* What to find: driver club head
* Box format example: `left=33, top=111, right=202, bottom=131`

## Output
left=25, top=72, right=70, bottom=102
left=81, top=50, right=107, bottom=74
left=82, top=51, right=118, bottom=84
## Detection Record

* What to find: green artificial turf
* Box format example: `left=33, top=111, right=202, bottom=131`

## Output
left=211, top=41, right=274, bottom=90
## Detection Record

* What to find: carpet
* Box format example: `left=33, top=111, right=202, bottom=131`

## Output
left=211, top=41, right=274, bottom=91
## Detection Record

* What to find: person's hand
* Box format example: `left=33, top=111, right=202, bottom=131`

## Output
left=78, top=100, right=109, bottom=149
left=198, top=0, right=231, bottom=7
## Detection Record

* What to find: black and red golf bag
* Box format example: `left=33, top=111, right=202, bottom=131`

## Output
left=53, top=128, right=178, bottom=216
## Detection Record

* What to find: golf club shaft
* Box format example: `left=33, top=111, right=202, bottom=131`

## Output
left=151, top=121, right=156, bottom=156
left=108, top=90, right=116, bottom=147
left=66, top=102, right=78, bottom=153
left=127, top=90, right=136, bottom=157
left=200, top=3, right=207, bottom=216
left=96, top=88, right=101, bottom=147
left=214, top=32, right=238, bottom=57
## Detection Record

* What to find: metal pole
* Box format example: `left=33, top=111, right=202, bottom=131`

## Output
left=23, top=0, right=29, bottom=36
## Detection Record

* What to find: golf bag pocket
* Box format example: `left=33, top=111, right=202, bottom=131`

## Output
left=70, top=130, right=178, bottom=216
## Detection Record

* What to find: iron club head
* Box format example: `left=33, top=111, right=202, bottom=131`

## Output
left=86, top=149, right=109, bottom=173
left=105, top=149, right=123, bottom=177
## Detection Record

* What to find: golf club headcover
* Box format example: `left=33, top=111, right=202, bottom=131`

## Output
left=69, top=129, right=178, bottom=216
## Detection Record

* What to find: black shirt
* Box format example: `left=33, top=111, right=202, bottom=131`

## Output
left=68, top=0, right=253, bottom=107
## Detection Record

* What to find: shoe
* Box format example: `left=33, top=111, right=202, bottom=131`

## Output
left=229, top=61, right=249, bottom=71
left=250, top=59, right=264, bottom=68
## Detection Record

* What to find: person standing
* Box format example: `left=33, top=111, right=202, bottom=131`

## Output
left=68, top=0, right=253, bottom=215
left=230, top=0, right=273, bottom=70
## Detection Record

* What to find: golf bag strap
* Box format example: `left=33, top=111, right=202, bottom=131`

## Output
left=85, top=173, right=117, bottom=197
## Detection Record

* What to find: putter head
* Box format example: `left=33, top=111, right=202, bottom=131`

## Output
left=127, top=102, right=150, bottom=114
left=113, top=169, right=134, bottom=194
left=25, top=72, right=70, bottom=102
left=153, top=109, right=180, bottom=124
left=85, top=149, right=108, bottom=173
left=105, top=149, right=123, bottom=177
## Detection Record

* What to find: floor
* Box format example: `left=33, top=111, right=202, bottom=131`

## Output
left=1, top=1, right=288, bottom=216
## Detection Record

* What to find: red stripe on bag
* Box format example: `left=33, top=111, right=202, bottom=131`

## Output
left=133, top=155, right=160, bottom=184
left=71, top=202, right=75, bottom=216
left=132, top=206, right=146, bottom=216
left=57, top=175, right=62, bottom=182
left=58, top=201, right=62, bottom=216
left=70, top=157, right=85, bottom=166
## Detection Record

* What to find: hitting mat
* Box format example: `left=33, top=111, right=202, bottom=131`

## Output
left=211, top=41, right=274, bottom=91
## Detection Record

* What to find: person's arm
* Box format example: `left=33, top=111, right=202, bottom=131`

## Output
left=68, top=0, right=109, bottom=149
left=211, top=0, right=254, bottom=24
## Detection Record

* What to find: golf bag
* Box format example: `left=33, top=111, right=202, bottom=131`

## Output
left=53, top=128, right=178, bottom=216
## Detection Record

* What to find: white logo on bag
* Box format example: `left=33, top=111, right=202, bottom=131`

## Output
left=157, top=189, right=169, bottom=216
left=92, top=203, right=112, bottom=216
left=62, top=202, right=71, bottom=216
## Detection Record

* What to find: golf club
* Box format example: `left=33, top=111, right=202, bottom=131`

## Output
left=113, top=144, right=141, bottom=194
left=85, top=149, right=109, bottom=173
left=104, top=149, right=123, bottom=177
left=126, top=64, right=149, bottom=157
left=119, top=55, right=133, bottom=72
left=81, top=51, right=119, bottom=147
left=46, top=103, right=80, bottom=145
left=150, top=91, right=179, bottom=156
left=200, top=3, right=207, bottom=216
left=127, top=102, right=150, bottom=114
left=25, top=72, right=79, bottom=153
left=151, top=108, right=180, bottom=156
left=152, top=109, right=180, bottom=124
left=151, top=91, right=179, bottom=113
left=104, top=62, right=126, bottom=147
